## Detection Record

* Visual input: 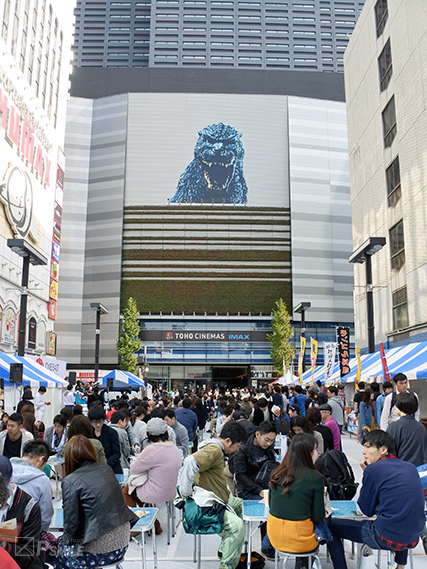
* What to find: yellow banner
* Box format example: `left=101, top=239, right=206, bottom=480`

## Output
left=310, top=338, right=318, bottom=384
left=355, top=347, right=361, bottom=388
left=298, top=336, right=306, bottom=383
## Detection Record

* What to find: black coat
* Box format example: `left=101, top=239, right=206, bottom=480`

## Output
left=5, top=487, right=43, bottom=568
left=233, top=432, right=277, bottom=497
left=62, top=462, right=138, bottom=545
left=95, top=424, right=122, bottom=474
left=192, top=404, right=208, bottom=430
left=252, top=407, right=271, bottom=427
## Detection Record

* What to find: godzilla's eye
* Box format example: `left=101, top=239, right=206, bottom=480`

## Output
left=204, top=136, right=215, bottom=144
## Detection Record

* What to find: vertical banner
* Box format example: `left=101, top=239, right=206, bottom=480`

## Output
left=48, top=148, right=65, bottom=320
left=310, top=338, right=318, bottom=384
left=379, top=342, right=391, bottom=382
left=355, top=347, right=361, bottom=388
left=298, top=336, right=306, bottom=384
left=337, top=326, right=350, bottom=378
left=324, top=342, right=337, bottom=382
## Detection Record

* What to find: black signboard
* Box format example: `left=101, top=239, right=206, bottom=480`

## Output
left=28, top=317, right=36, bottom=349
left=337, top=326, right=350, bottom=377
left=54, top=204, right=62, bottom=225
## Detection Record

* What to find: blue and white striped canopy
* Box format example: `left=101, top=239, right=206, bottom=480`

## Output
left=0, top=353, right=67, bottom=388
left=101, top=369, right=145, bottom=387
left=302, top=341, right=427, bottom=385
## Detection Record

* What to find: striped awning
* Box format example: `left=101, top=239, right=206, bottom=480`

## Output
left=101, top=369, right=145, bottom=387
left=0, top=353, right=68, bottom=388
left=302, top=341, right=427, bottom=385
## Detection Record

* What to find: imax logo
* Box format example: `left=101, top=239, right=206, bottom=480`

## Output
left=228, top=334, right=250, bottom=340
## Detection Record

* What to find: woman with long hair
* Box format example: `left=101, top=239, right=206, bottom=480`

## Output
left=66, top=415, right=107, bottom=464
left=359, top=388, right=377, bottom=432
left=289, top=415, right=324, bottom=456
left=54, top=435, right=137, bottom=568
left=265, top=433, right=325, bottom=556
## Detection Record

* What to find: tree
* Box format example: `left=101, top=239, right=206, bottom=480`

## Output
left=117, top=297, right=142, bottom=374
left=267, top=298, right=294, bottom=376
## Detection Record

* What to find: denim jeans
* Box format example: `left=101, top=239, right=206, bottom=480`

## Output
left=327, top=518, right=408, bottom=568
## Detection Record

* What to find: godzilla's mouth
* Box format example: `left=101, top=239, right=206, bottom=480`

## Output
left=201, top=159, right=235, bottom=191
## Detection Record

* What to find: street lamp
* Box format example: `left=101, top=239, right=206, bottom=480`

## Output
left=349, top=236, right=386, bottom=353
left=7, top=239, right=48, bottom=356
left=138, top=346, right=149, bottom=378
left=294, top=302, right=311, bottom=373
left=90, top=302, right=109, bottom=383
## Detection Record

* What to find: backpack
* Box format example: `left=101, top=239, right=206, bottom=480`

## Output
left=254, top=459, right=278, bottom=489
left=315, top=449, right=358, bottom=501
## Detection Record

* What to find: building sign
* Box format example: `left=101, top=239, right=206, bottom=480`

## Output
left=28, top=317, right=36, bottom=349
left=48, top=150, right=64, bottom=320
left=140, top=330, right=269, bottom=342
left=47, top=331, right=56, bottom=355
left=0, top=165, right=33, bottom=238
left=4, top=308, right=16, bottom=344
left=26, top=355, right=67, bottom=379
left=337, top=326, right=350, bottom=377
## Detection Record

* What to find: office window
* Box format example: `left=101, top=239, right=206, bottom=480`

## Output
left=11, top=0, right=20, bottom=56
left=392, top=286, right=408, bottom=330
left=2, top=0, right=11, bottom=41
left=374, top=0, right=388, bottom=38
left=389, top=220, right=405, bottom=271
left=386, top=156, right=401, bottom=207
left=378, top=39, right=392, bottom=92
left=382, top=97, right=396, bottom=148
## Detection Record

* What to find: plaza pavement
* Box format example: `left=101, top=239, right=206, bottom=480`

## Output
left=52, top=431, right=427, bottom=569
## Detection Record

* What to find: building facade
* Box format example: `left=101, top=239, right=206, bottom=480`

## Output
left=72, top=0, right=365, bottom=72
left=345, top=0, right=427, bottom=351
left=0, top=0, right=74, bottom=356
left=56, top=68, right=354, bottom=388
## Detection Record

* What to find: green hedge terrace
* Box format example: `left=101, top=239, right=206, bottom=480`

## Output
left=122, top=250, right=290, bottom=262
left=121, top=280, right=292, bottom=315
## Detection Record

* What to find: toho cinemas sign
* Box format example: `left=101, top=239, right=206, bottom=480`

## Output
left=140, top=330, right=269, bottom=343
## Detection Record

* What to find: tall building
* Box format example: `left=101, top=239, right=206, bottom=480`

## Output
left=345, top=0, right=427, bottom=351
left=56, top=0, right=361, bottom=388
left=0, top=1, right=74, bottom=357
left=72, top=0, right=365, bottom=72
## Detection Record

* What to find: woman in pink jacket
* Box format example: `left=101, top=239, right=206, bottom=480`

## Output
left=125, top=417, right=182, bottom=506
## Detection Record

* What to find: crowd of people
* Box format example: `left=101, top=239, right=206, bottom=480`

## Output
left=0, top=373, right=425, bottom=569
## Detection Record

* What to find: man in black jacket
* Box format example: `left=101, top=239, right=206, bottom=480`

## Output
left=233, top=420, right=277, bottom=500
left=88, top=406, right=122, bottom=474
left=0, top=458, right=44, bottom=569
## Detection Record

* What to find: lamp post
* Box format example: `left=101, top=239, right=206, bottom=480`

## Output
left=90, top=302, right=109, bottom=383
left=294, top=302, right=311, bottom=373
left=7, top=240, right=48, bottom=356
left=138, top=346, right=149, bottom=380
left=349, top=237, right=386, bottom=353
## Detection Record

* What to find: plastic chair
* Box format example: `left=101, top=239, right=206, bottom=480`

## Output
left=357, top=544, right=414, bottom=569
left=275, top=547, right=322, bottom=569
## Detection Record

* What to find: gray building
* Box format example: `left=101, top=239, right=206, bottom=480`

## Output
left=345, top=0, right=427, bottom=351
left=56, top=68, right=354, bottom=387
left=73, top=0, right=365, bottom=72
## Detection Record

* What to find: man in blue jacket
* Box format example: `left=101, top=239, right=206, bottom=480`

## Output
left=327, top=430, right=425, bottom=569
left=175, top=398, right=199, bottom=452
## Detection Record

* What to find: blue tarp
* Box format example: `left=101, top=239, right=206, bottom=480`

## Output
left=101, top=369, right=145, bottom=387
left=0, top=353, right=67, bottom=388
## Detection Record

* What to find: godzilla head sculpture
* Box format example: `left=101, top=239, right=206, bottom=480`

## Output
left=170, top=123, right=248, bottom=204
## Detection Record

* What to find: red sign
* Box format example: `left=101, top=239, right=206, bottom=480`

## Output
left=379, top=342, right=391, bottom=382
